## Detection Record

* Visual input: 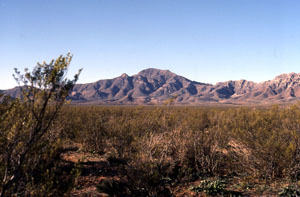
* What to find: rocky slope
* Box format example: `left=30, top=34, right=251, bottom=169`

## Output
left=3, top=69, right=300, bottom=105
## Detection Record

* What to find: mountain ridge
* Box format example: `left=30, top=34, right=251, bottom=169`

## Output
left=3, top=68, right=300, bottom=105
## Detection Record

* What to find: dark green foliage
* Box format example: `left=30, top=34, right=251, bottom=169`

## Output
left=190, top=179, right=242, bottom=196
left=190, top=180, right=227, bottom=195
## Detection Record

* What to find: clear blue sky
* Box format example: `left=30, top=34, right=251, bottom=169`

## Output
left=1, top=0, right=300, bottom=89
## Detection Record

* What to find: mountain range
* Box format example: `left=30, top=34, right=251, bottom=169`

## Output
left=2, top=68, right=300, bottom=105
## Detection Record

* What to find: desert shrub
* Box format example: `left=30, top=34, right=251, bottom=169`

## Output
left=278, top=186, right=300, bottom=197
left=190, top=179, right=227, bottom=195
left=124, top=160, right=173, bottom=196
left=180, top=129, right=225, bottom=178
left=0, top=54, right=81, bottom=196
left=190, top=179, right=242, bottom=196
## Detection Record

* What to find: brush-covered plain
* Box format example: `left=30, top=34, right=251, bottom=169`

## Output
left=3, top=103, right=300, bottom=195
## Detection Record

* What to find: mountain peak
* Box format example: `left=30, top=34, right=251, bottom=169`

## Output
left=121, top=73, right=129, bottom=78
left=137, top=68, right=173, bottom=76
left=275, top=72, right=299, bottom=80
left=4, top=69, right=300, bottom=105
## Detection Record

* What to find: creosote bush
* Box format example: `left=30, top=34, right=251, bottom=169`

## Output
left=0, top=53, right=81, bottom=196
left=58, top=104, right=300, bottom=195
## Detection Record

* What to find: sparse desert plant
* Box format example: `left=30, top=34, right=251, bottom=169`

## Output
left=190, top=179, right=242, bottom=196
left=278, top=186, right=300, bottom=197
left=190, top=179, right=226, bottom=195
left=0, top=53, right=81, bottom=196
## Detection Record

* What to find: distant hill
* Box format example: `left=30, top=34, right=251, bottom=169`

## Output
left=3, top=68, right=300, bottom=105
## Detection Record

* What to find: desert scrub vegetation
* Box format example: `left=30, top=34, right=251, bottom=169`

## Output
left=53, top=104, right=300, bottom=195
left=0, top=53, right=81, bottom=196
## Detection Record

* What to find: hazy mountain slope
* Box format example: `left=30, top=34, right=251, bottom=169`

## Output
left=3, top=68, right=300, bottom=105
left=2, top=87, right=23, bottom=98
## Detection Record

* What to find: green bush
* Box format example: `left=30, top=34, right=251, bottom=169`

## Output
left=0, top=54, right=81, bottom=196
